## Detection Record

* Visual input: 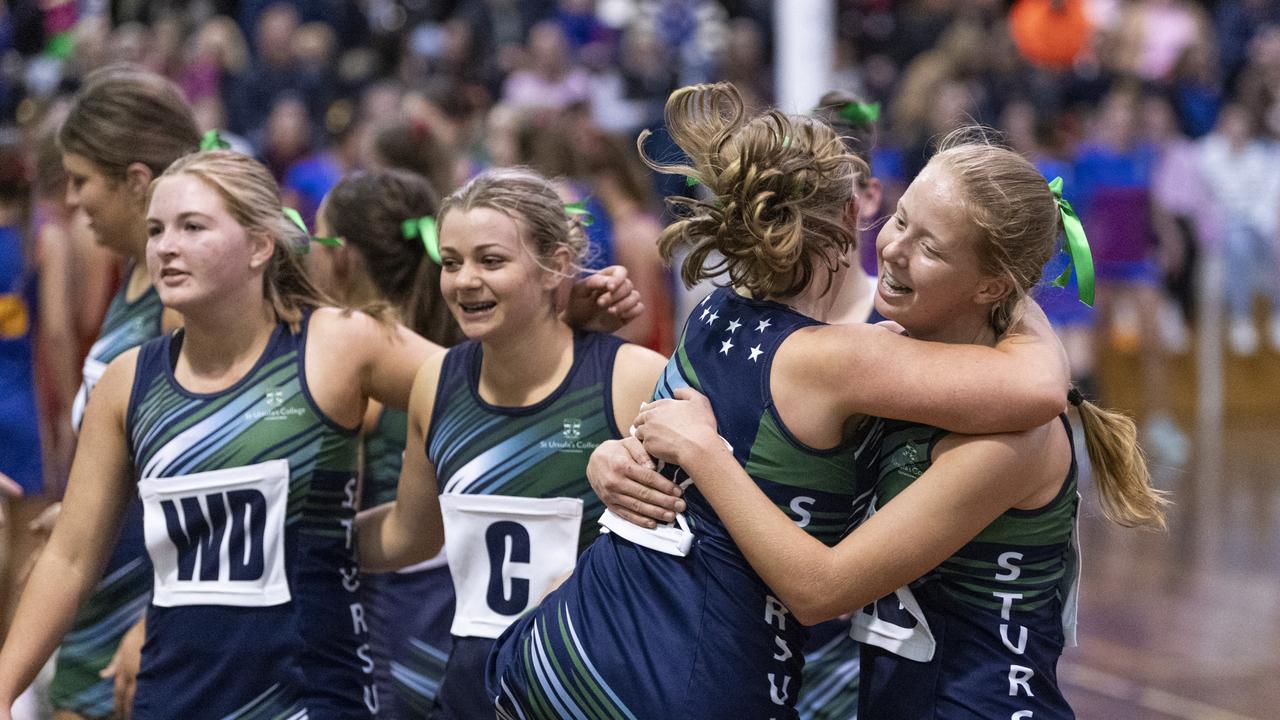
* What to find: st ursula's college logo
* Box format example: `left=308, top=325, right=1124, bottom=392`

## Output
left=562, top=418, right=582, bottom=439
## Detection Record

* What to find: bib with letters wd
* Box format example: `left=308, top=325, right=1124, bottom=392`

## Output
left=125, top=312, right=372, bottom=720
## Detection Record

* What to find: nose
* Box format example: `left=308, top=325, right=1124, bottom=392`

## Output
left=454, top=260, right=482, bottom=289
left=150, top=225, right=180, bottom=259
left=878, top=231, right=908, bottom=267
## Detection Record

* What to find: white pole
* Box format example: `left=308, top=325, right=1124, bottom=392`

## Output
left=774, top=0, right=835, bottom=113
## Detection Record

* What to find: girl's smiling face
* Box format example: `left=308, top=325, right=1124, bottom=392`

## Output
left=874, top=160, right=1000, bottom=341
left=438, top=206, right=564, bottom=342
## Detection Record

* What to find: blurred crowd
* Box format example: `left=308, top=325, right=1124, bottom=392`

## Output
left=5, top=0, right=1280, bottom=478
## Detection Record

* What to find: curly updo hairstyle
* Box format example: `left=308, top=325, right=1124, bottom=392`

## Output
left=640, top=82, right=868, bottom=299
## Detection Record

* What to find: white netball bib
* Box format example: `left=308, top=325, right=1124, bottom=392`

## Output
left=70, top=357, right=108, bottom=432
left=139, top=459, right=292, bottom=608
left=849, top=584, right=937, bottom=662
left=440, top=494, right=582, bottom=639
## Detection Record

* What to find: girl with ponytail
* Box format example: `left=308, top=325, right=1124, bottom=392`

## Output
left=311, top=169, right=462, bottom=716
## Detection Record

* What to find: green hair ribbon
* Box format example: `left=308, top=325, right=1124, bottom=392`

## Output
left=402, top=216, right=441, bottom=264
left=837, top=101, right=881, bottom=125
left=685, top=175, right=700, bottom=188
left=1047, top=177, right=1094, bottom=307
left=564, top=200, right=595, bottom=227
left=282, top=207, right=342, bottom=253
left=199, top=129, right=231, bottom=152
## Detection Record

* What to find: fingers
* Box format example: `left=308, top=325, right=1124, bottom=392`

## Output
left=607, top=292, right=643, bottom=321
left=618, top=435, right=652, bottom=468
left=100, top=655, right=119, bottom=679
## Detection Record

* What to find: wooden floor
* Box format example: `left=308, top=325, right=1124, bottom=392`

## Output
left=1061, top=346, right=1280, bottom=719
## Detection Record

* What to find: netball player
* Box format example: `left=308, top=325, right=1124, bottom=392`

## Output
left=311, top=169, right=462, bottom=716
left=354, top=167, right=667, bottom=720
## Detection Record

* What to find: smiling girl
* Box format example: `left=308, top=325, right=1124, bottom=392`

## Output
left=353, top=167, right=666, bottom=720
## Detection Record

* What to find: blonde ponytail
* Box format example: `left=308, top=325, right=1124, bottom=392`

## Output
left=1073, top=393, right=1169, bottom=529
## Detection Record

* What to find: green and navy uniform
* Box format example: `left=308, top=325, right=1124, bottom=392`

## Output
left=361, top=407, right=455, bottom=717
left=125, top=311, right=374, bottom=719
left=51, top=274, right=163, bottom=718
left=855, top=418, right=1079, bottom=719
left=489, top=288, right=872, bottom=719
left=427, top=331, right=626, bottom=719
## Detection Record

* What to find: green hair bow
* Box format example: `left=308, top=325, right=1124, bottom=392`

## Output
left=564, top=200, right=595, bottom=227
left=402, top=216, right=441, bottom=264
left=1047, top=177, right=1094, bottom=307
left=199, top=129, right=231, bottom=152
left=838, top=101, right=881, bottom=125
left=283, top=207, right=343, bottom=253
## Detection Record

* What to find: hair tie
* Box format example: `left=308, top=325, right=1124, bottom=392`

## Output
left=1047, top=177, right=1094, bottom=307
left=837, top=101, right=881, bottom=125
left=283, top=207, right=343, bottom=254
left=401, top=216, right=441, bottom=264
left=1067, top=386, right=1084, bottom=407
left=564, top=200, right=595, bottom=227
left=199, top=129, right=231, bottom=152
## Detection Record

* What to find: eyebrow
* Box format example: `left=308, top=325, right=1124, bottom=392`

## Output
left=146, top=211, right=214, bottom=225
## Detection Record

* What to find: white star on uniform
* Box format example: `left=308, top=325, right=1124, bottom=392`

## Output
left=701, top=294, right=713, bottom=306
left=756, top=318, right=772, bottom=333
left=748, top=345, right=763, bottom=362
left=700, top=307, right=710, bottom=321
left=707, top=311, right=719, bottom=326
left=726, top=318, right=742, bottom=333
left=720, top=338, right=734, bottom=355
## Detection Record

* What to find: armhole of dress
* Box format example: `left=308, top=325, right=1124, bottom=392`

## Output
left=423, top=345, right=463, bottom=465
left=124, top=338, right=160, bottom=471
left=600, top=334, right=626, bottom=440
left=760, top=321, right=852, bottom=456
left=295, top=309, right=361, bottom=437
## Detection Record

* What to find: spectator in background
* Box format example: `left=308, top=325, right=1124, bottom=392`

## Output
left=1113, top=0, right=1212, bottom=84
left=227, top=2, right=301, bottom=136
left=589, top=19, right=678, bottom=134
left=1145, top=92, right=1211, bottom=353
left=718, top=17, right=772, bottom=112
left=293, top=22, right=340, bottom=126
left=370, top=115, right=461, bottom=198
left=181, top=15, right=251, bottom=107
left=577, top=128, right=674, bottom=353
left=1169, top=41, right=1222, bottom=138
left=1198, top=103, right=1280, bottom=355
left=501, top=21, right=590, bottom=112
left=260, top=94, right=313, bottom=182
left=1074, top=85, right=1186, bottom=461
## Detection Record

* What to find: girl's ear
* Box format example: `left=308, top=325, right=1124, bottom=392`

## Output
left=124, top=162, right=155, bottom=202
left=248, top=229, right=276, bottom=271
left=541, top=244, right=574, bottom=292
left=973, top=272, right=1014, bottom=306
